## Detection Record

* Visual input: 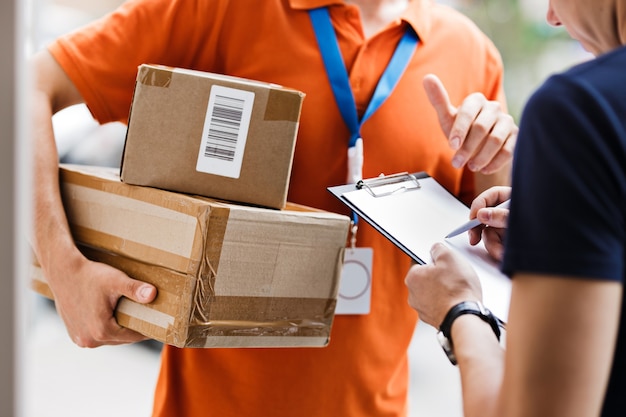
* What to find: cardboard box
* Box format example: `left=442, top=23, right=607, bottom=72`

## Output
left=120, top=64, right=305, bottom=209
left=31, top=164, right=350, bottom=348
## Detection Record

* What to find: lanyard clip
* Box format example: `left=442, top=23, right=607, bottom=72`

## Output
left=347, top=137, right=364, bottom=184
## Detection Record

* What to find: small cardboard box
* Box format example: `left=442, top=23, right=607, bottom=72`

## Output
left=31, top=164, right=350, bottom=348
left=120, top=64, right=305, bottom=209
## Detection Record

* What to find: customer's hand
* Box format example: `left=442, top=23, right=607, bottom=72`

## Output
left=468, top=186, right=511, bottom=261
left=405, top=243, right=482, bottom=328
left=423, top=74, right=517, bottom=175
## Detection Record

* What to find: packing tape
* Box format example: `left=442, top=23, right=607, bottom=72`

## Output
left=137, top=64, right=172, bottom=88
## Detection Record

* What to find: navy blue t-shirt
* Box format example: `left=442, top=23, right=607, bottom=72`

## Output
left=501, top=45, right=626, bottom=415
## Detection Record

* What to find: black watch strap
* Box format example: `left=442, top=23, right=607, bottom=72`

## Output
left=437, top=301, right=505, bottom=365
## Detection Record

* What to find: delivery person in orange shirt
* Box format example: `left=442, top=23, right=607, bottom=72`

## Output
left=30, top=1, right=517, bottom=416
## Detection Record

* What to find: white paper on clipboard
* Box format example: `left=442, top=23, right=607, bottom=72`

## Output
left=328, top=172, right=511, bottom=320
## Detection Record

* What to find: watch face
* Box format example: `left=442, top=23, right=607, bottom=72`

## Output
left=436, top=330, right=457, bottom=365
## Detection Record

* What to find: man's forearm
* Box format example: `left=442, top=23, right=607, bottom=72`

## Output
left=30, top=87, right=83, bottom=283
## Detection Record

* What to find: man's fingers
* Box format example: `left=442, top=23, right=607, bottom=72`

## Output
left=423, top=74, right=456, bottom=143
left=477, top=129, right=517, bottom=174
left=463, top=109, right=516, bottom=172
left=423, top=75, right=517, bottom=173
left=123, top=280, right=157, bottom=304
left=448, top=94, right=495, bottom=169
left=108, top=323, right=152, bottom=345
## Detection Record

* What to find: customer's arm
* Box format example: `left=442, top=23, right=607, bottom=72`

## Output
left=405, top=244, right=621, bottom=417
left=490, top=274, right=620, bottom=417
left=30, top=50, right=157, bottom=347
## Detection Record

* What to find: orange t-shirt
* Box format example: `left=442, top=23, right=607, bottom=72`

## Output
left=49, top=1, right=506, bottom=416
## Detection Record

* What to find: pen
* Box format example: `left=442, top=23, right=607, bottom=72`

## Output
left=445, top=199, right=511, bottom=239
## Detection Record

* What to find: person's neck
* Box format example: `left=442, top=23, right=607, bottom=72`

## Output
left=346, top=0, right=410, bottom=38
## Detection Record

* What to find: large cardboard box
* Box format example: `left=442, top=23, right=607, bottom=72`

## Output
left=31, top=164, right=350, bottom=348
left=120, top=64, right=305, bottom=209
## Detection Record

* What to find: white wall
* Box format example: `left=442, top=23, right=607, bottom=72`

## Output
left=2, top=0, right=29, bottom=415
left=0, top=0, right=18, bottom=414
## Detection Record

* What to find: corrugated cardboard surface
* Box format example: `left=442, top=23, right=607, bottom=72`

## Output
left=32, top=164, right=350, bottom=348
left=120, top=64, right=305, bottom=209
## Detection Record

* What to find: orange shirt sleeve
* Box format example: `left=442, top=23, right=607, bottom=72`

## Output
left=48, top=0, right=229, bottom=124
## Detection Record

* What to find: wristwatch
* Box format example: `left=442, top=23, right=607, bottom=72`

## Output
left=437, top=300, right=505, bottom=365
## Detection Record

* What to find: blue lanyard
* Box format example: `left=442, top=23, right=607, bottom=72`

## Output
left=309, top=7, right=419, bottom=148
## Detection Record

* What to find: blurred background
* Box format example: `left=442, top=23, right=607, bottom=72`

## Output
left=23, top=1, right=592, bottom=416
left=443, top=0, right=592, bottom=120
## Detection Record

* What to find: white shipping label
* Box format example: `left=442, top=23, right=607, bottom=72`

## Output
left=196, top=85, right=255, bottom=178
left=335, top=247, right=373, bottom=315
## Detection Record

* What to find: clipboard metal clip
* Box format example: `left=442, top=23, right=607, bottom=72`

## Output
left=356, top=172, right=421, bottom=198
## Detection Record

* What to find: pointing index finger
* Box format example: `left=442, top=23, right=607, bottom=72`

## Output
left=423, top=74, right=457, bottom=145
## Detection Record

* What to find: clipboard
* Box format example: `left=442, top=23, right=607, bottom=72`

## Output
left=328, top=172, right=511, bottom=319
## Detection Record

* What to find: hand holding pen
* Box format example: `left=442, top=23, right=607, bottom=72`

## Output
left=446, top=186, right=512, bottom=261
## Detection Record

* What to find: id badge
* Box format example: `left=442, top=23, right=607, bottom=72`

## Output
left=335, top=247, right=373, bottom=315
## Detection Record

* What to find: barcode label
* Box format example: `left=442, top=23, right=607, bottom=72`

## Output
left=196, top=85, right=254, bottom=178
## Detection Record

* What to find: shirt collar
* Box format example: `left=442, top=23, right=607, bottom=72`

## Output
left=288, top=0, right=432, bottom=43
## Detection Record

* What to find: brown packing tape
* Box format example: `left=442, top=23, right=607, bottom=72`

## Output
left=264, top=89, right=304, bottom=122
left=59, top=164, right=224, bottom=277
left=185, top=297, right=336, bottom=343
left=199, top=204, right=230, bottom=278
left=137, top=64, right=172, bottom=87
left=195, top=295, right=335, bottom=323
left=189, top=204, right=228, bottom=333
left=60, top=164, right=210, bottom=217
left=108, top=299, right=182, bottom=345
left=70, top=225, right=195, bottom=274
left=116, top=310, right=170, bottom=344
left=136, top=63, right=305, bottom=124
left=185, top=316, right=333, bottom=347
left=194, top=335, right=331, bottom=348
